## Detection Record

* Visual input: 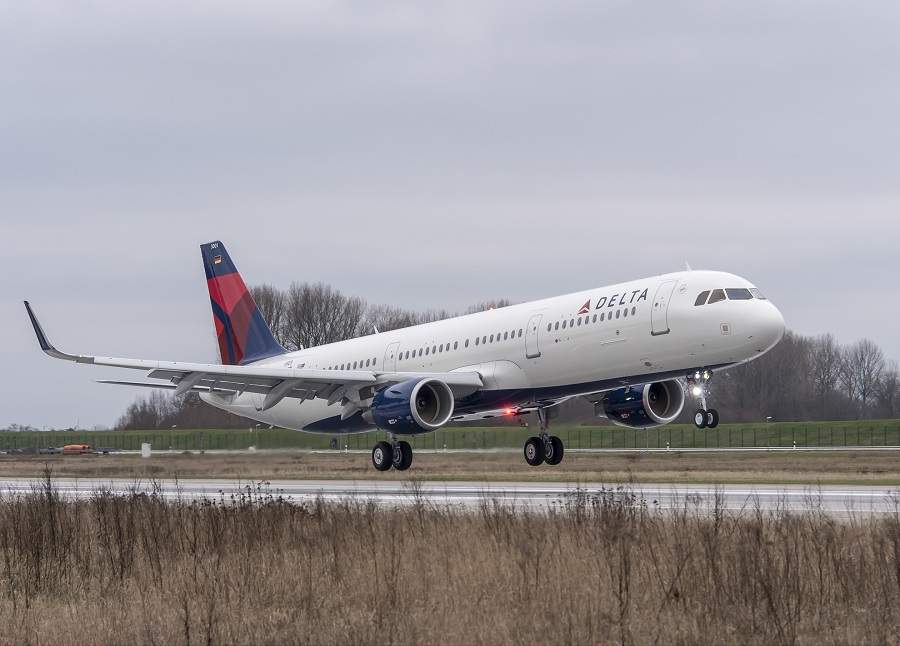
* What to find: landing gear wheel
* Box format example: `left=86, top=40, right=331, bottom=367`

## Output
left=545, top=436, right=564, bottom=466
left=694, top=409, right=708, bottom=429
left=372, top=441, right=393, bottom=471
left=706, top=409, right=719, bottom=429
left=393, top=441, right=413, bottom=471
left=524, top=436, right=545, bottom=466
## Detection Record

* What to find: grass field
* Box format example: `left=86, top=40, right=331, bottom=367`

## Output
left=3, top=449, right=900, bottom=485
left=3, top=419, right=900, bottom=453
left=2, top=475, right=899, bottom=645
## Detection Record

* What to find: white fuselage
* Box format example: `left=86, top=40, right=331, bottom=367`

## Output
left=202, top=270, right=785, bottom=432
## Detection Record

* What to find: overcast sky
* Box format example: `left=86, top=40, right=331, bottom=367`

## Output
left=2, top=1, right=898, bottom=428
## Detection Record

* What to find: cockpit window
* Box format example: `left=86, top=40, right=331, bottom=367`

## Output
left=749, top=288, right=766, bottom=300
left=707, top=289, right=726, bottom=304
left=694, top=291, right=710, bottom=306
left=726, top=288, right=753, bottom=300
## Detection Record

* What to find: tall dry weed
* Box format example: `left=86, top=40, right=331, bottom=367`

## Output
left=0, top=476, right=897, bottom=645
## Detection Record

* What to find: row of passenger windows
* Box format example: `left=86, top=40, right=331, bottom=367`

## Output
left=326, top=301, right=644, bottom=370
left=328, top=357, right=378, bottom=371
left=694, top=287, right=764, bottom=306
left=547, top=307, right=636, bottom=332
left=325, top=329, right=527, bottom=370
left=397, top=328, right=525, bottom=362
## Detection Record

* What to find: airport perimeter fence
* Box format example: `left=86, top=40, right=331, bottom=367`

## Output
left=1, top=421, right=900, bottom=453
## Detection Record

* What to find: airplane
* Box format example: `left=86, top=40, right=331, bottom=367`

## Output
left=24, top=241, right=785, bottom=471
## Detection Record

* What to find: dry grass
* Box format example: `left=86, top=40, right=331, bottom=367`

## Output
left=1, top=471, right=900, bottom=645
left=1, top=450, right=900, bottom=484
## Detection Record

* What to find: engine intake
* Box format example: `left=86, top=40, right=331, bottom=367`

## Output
left=370, top=378, right=455, bottom=434
left=595, top=380, right=685, bottom=428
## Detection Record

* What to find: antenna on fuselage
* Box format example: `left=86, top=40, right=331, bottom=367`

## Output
left=684, top=261, right=692, bottom=271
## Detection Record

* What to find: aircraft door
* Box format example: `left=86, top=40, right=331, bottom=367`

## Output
left=650, top=280, right=678, bottom=336
left=525, top=314, right=543, bottom=359
left=383, top=341, right=400, bottom=372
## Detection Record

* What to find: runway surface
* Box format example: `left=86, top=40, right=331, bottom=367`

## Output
left=1, top=478, right=899, bottom=514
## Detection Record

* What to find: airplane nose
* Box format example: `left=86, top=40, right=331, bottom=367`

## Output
left=760, top=302, right=785, bottom=350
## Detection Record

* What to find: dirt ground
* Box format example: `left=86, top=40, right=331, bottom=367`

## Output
left=2, top=449, right=900, bottom=484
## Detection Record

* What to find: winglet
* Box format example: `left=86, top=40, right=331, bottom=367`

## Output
left=23, top=301, right=95, bottom=363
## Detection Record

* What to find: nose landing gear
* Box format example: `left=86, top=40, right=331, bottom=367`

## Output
left=688, top=369, right=719, bottom=429
left=524, top=407, right=565, bottom=466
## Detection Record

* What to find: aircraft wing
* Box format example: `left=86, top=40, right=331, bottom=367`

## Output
left=25, top=301, right=483, bottom=411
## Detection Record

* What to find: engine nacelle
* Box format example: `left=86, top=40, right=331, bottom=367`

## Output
left=370, top=378, right=455, bottom=434
left=595, top=380, right=685, bottom=429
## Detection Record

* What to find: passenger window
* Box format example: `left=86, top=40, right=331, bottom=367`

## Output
left=631, top=306, right=636, bottom=316
left=547, top=323, right=551, bottom=332
left=695, top=291, right=710, bottom=306
left=518, top=329, right=523, bottom=337
left=432, top=345, right=436, bottom=354
left=570, top=319, right=574, bottom=327
left=623, top=309, right=628, bottom=318
left=593, top=314, right=597, bottom=323
left=454, top=341, right=458, bottom=350
left=562, top=320, right=567, bottom=329
left=555, top=322, right=559, bottom=330
left=600, top=312, right=605, bottom=322
left=503, top=332, right=508, bottom=340
left=489, top=334, right=494, bottom=343
left=425, top=347, right=429, bottom=355
left=482, top=336, right=487, bottom=344
left=577, top=318, right=582, bottom=326
left=475, top=337, right=480, bottom=346
left=726, top=288, right=753, bottom=300
left=708, top=289, right=726, bottom=304
left=615, top=310, right=620, bottom=319
left=465, top=339, right=469, bottom=348
left=439, top=344, right=443, bottom=352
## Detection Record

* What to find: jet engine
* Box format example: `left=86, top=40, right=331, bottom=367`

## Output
left=594, top=380, right=685, bottom=429
left=369, top=378, right=455, bottom=434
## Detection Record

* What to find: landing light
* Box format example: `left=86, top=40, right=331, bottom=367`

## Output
left=504, top=408, right=514, bottom=416
left=691, top=386, right=703, bottom=397
left=694, top=371, right=701, bottom=380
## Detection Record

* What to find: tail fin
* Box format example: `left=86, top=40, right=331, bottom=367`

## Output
left=200, top=241, right=285, bottom=365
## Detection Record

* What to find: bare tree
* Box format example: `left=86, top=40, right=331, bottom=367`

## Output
left=876, top=361, right=899, bottom=418
left=849, top=339, right=885, bottom=415
left=809, top=334, right=840, bottom=416
left=249, top=284, right=287, bottom=346
left=283, top=282, right=367, bottom=350
left=837, top=346, right=859, bottom=409
left=357, top=305, right=420, bottom=336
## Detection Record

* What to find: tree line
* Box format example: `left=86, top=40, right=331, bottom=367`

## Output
left=116, top=282, right=898, bottom=429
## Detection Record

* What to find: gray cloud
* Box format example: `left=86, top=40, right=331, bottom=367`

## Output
left=2, top=1, right=898, bottom=427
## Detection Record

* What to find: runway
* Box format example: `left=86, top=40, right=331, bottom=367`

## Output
left=1, top=478, right=899, bottom=514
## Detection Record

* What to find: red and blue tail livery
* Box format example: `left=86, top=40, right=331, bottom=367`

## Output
left=201, top=241, right=285, bottom=366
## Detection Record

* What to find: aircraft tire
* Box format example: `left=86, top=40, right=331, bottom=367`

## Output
left=693, top=409, right=708, bottom=429
left=524, top=437, right=544, bottom=466
left=706, top=409, right=720, bottom=429
left=372, top=441, right=393, bottom=471
left=545, top=436, right=564, bottom=465
left=394, top=441, right=413, bottom=471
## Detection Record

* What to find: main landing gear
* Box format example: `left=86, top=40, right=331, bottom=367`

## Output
left=688, top=369, right=719, bottom=429
left=524, top=407, right=565, bottom=467
left=372, top=435, right=413, bottom=471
